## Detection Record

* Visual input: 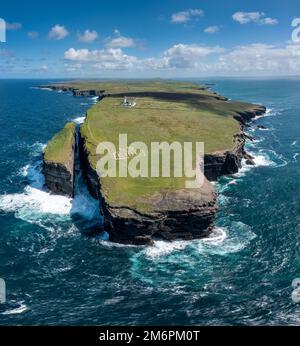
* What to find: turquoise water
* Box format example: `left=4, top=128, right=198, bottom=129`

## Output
left=0, top=79, right=299, bottom=325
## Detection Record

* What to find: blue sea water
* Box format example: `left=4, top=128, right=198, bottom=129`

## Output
left=0, top=78, right=299, bottom=325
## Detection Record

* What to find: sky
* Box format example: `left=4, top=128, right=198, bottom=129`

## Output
left=0, top=0, right=300, bottom=78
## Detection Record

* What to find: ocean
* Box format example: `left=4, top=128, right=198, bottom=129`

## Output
left=0, top=78, right=299, bottom=325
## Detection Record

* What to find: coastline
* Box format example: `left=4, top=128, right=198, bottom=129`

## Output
left=41, top=82, right=266, bottom=245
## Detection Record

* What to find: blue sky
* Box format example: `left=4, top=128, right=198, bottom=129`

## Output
left=1, top=0, right=300, bottom=78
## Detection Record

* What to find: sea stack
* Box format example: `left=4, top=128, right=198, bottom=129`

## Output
left=43, top=122, right=76, bottom=197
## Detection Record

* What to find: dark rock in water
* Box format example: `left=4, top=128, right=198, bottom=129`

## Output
left=257, top=125, right=267, bottom=130
left=246, top=159, right=255, bottom=165
left=244, top=152, right=255, bottom=166
left=244, top=133, right=255, bottom=141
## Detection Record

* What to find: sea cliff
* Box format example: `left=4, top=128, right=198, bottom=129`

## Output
left=43, top=122, right=76, bottom=197
left=42, top=80, right=266, bottom=245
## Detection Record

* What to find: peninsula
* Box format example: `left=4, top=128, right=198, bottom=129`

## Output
left=41, top=80, right=265, bottom=245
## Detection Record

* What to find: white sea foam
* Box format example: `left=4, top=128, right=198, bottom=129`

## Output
left=0, top=162, right=72, bottom=227
left=145, top=240, right=189, bottom=259
left=89, top=96, right=98, bottom=104
left=293, top=153, right=299, bottom=162
left=254, top=107, right=274, bottom=120
left=291, top=140, right=298, bottom=147
left=234, top=150, right=279, bottom=178
left=72, top=173, right=100, bottom=220
left=202, top=227, right=227, bottom=245
left=2, top=302, right=28, bottom=315
left=73, top=116, right=85, bottom=124
left=37, top=87, right=53, bottom=92
left=200, top=222, right=256, bottom=255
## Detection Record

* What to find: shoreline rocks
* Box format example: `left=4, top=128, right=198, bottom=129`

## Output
left=205, top=105, right=266, bottom=181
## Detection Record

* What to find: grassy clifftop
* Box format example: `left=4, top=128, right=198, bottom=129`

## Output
left=44, top=122, right=76, bottom=170
left=78, top=80, right=259, bottom=212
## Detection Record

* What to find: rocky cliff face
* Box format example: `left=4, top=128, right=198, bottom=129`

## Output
left=43, top=161, right=74, bottom=197
left=77, top=104, right=266, bottom=245
left=102, top=185, right=217, bottom=246
left=43, top=122, right=76, bottom=198
left=204, top=105, right=266, bottom=181
left=78, top=129, right=217, bottom=245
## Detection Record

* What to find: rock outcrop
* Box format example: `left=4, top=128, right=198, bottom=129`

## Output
left=43, top=122, right=76, bottom=197
left=204, top=105, right=266, bottom=181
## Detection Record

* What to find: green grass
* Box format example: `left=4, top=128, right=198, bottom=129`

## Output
left=44, top=122, right=75, bottom=169
left=51, top=79, right=213, bottom=95
left=79, top=81, right=259, bottom=212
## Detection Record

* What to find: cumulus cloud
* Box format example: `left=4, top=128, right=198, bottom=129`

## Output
left=204, top=26, right=220, bottom=34
left=171, top=9, right=203, bottom=24
left=216, top=43, right=300, bottom=74
left=63, top=41, right=300, bottom=76
left=48, top=24, right=69, bottom=40
left=64, top=43, right=224, bottom=71
left=6, top=22, right=22, bottom=31
left=105, top=30, right=136, bottom=48
left=27, top=31, right=39, bottom=39
left=64, top=47, right=138, bottom=70
left=77, top=29, right=98, bottom=43
left=232, top=12, right=278, bottom=25
left=106, top=36, right=136, bottom=48
left=160, top=44, right=224, bottom=69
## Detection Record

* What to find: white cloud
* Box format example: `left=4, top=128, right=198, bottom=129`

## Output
left=64, top=47, right=138, bottom=70
left=106, top=36, right=136, bottom=48
left=78, top=29, right=98, bottom=43
left=171, top=9, right=203, bottom=24
left=63, top=41, right=300, bottom=76
left=204, top=26, right=220, bottom=34
left=105, top=30, right=136, bottom=48
left=48, top=24, right=69, bottom=40
left=6, top=22, right=22, bottom=31
left=216, top=43, right=300, bottom=74
left=232, top=12, right=278, bottom=25
left=161, top=44, right=224, bottom=69
left=27, top=31, right=39, bottom=39
left=64, top=43, right=223, bottom=72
